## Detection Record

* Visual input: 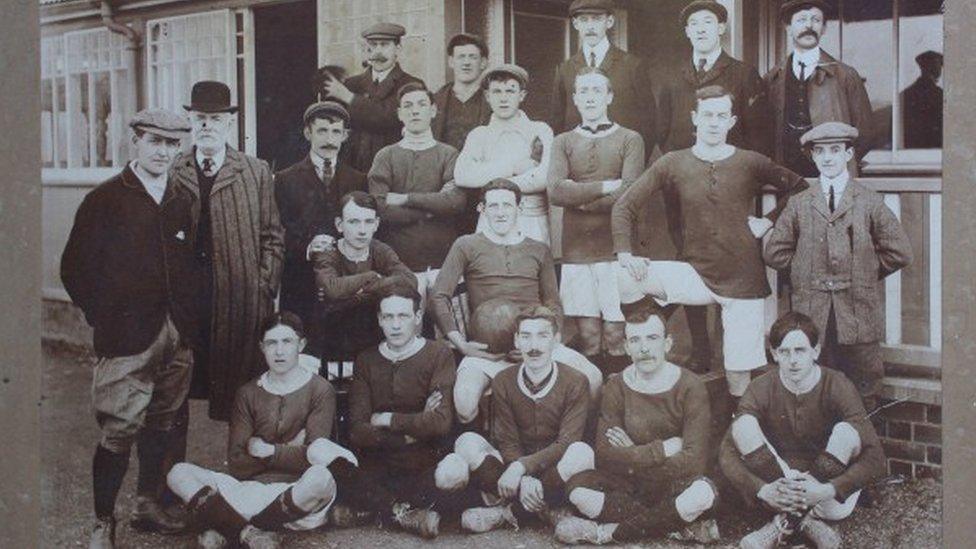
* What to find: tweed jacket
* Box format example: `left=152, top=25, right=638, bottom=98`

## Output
left=764, top=180, right=912, bottom=344
left=172, top=146, right=285, bottom=420
left=765, top=50, right=874, bottom=167
left=343, top=64, right=423, bottom=172
left=550, top=45, right=657, bottom=156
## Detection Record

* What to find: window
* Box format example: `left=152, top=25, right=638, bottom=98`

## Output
left=147, top=10, right=241, bottom=148
left=41, top=29, right=134, bottom=169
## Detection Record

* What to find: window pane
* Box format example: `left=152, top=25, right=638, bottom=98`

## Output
left=93, top=72, right=112, bottom=167
left=839, top=1, right=894, bottom=151
left=41, top=79, right=54, bottom=167
left=66, top=74, right=90, bottom=167
left=898, top=2, right=942, bottom=150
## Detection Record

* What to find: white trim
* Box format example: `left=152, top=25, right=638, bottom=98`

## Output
left=240, top=8, right=257, bottom=157
left=486, top=0, right=506, bottom=66
left=761, top=193, right=779, bottom=333
left=928, top=194, right=941, bottom=350
left=883, top=193, right=903, bottom=345
left=43, top=287, right=73, bottom=303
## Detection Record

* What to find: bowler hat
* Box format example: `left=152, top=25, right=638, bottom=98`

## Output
left=800, top=121, right=858, bottom=147
left=780, top=0, right=832, bottom=23
left=680, top=1, right=728, bottom=26
left=129, top=108, right=191, bottom=139
left=362, top=22, right=406, bottom=41
left=183, top=80, right=238, bottom=113
left=569, top=0, right=615, bottom=16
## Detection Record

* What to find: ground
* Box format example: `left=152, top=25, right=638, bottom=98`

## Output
left=41, top=341, right=941, bottom=548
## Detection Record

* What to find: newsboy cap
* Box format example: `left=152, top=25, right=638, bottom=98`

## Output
left=915, top=50, right=943, bottom=66
left=569, top=0, right=615, bottom=16
left=680, top=1, right=728, bottom=26
left=800, top=121, right=859, bottom=147
left=780, top=0, right=832, bottom=23
left=303, top=101, right=350, bottom=126
left=361, top=22, right=406, bottom=40
left=129, top=108, right=191, bottom=139
left=483, top=63, right=530, bottom=88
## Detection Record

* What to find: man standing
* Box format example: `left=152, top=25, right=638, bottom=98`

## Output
left=550, top=0, right=656, bottom=156
left=433, top=33, right=493, bottom=235
left=368, top=82, right=466, bottom=313
left=172, top=80, right=284, bottom=421
left=902, top=50, right=943, bottom=149
left=547, top=67, right=645, bottom=374
left=765, top=0, right=873, bottom=177
left=319, top=22, right=423, bottom=172
left=455, top=64, right=554, bottom=244
left=764, top=122, right=912, bottom=413
left=275, top=101, right=366, bottom=357
left=62, top=109, right=199, bottom=547
left=612, top=86, right=806, bottom=402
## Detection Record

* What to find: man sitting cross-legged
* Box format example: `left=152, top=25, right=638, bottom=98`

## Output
left=554, top=310, right=720, bottom=545
left=431, top=178, right=603, bottom=427
left=166, top=312, right=345, bottom=548
left=433, top=306, right=593, bottom=533
left=719, top=311, right=885, bottom=549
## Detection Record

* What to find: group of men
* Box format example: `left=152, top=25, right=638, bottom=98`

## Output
left=61, top=0, right=917, bottom=548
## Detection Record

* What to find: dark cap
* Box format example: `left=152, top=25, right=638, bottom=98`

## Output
left=569, top=0, right=615, bottom=16
left=129, top=108, right=191, bottom=139
left=800, top=121, right=859, bottom=147
left=303, top=101, right=350, bottom=126
left=447, top=32, right=488, bottom=57
left=361, top=22, right=406, bottom=40
left=483, top=63, right=529, bottom=88
left=183, top=80, right=238, bottom=113
left=680, top=1, right=728, bottom=26
left=915, top=50, right=943, bottom=66
left=780, top=0, right=832, bottom=23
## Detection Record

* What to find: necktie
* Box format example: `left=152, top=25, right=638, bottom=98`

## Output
left=201, top=157, right=215, bottom=177
left=798, top=60, right=807, bottom=81
left=697, top=57, right=708, bottom=75
left=828, top=185, right=835, bottom=213
left=589, top=50, right=597, bottom=68
left=582, top=123, right=614, bottom=134
left=320, top=159, right=334, bottom=181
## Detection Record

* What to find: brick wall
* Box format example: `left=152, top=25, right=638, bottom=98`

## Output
left=877, top=399, right=942, bottom=480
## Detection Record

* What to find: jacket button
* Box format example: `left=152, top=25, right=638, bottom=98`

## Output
left=828, top=222, right=834, bottom=226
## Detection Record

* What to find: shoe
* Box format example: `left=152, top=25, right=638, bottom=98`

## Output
left=392, top=503, right=440, bottom=539
left=460, top=505, right=518, bottom=533
left=329, top=504, right=376, bottom=528
left=740, top=513, right=791, bottom=549
left=88, top=517, right=115, bottom=549
left=799, top=516, right=841, bottom=549
left=239, top=524, right=281, bottom=549
left=669, top=517, right=721, bottom=544
left=197, top=529, right=229, bottom=549
left=554, top=516, right=614, bottom=545
left=130, top=496, right=186, bottom=534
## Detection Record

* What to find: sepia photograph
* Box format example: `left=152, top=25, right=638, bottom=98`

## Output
left=25, top=0, right=947, bottom=547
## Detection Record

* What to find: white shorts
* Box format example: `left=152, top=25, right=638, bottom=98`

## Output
left=477, top=213, right=549, bottom=245
left=457, top=343, right=603, bottom=395
left=560, top=262, right=624, bottom=322
left=616, top=260, right=766, bottom=372
left=204, top=470, right=334, bottom=531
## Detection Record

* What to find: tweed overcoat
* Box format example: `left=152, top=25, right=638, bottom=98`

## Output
left=172, top=147, right=284, bottom=420
left=763, top=181, right=912, bottom=344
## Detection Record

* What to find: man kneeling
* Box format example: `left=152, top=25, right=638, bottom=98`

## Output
left=167, top=312, right=348, bottom=548
left=555, top=311, right=719, bottom=545
left=435, top=306, right=592, bottom=532
left=719, top=312, right=885, bottom=549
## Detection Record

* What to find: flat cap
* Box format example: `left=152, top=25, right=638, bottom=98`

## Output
left=303, top=101, right=350, bottom=125
left=483, top=63, right=529, bottom=88
left=129, top=108, right=190, bottom=139
left=448, top=32, right=488, bottom=57
left=680, top=1, right=728, bottom=25
left=800, top=121, right=858, bottom=146
left=915, top=50, right=943, bottom=66
left=780, top=0, right=832, bottom=22
left=569, top=0, right=615, bottom=16
left=361, top=22, right=406, bottom=40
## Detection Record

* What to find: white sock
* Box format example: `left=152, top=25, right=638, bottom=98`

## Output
left=675, top=480, right=715, bottom=522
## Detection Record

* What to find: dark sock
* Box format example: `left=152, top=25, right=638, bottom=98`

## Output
left=186, top=486, right=247, bottom=540
left=469, top=455, right=505, bottom=496
left=93, top=444, right=130, bottom=520
left=741, top=445, right=783, bottom=484
left=329, top=458, right=395, bottom=513
left=810, top=451, right=848, bottom=503
left=159, top=413, right=189, bottom=508
left=595, top=491, right=643, bottom=524
left=250, top=487, right=308, bottom=531
left=613, top=495, right=683, bottom=542
left=619, top=296, right=657, bottom=322
left=540, top=467, right=566, bottom=507
left=136, top=429, right=169, bottom=500
left=685, top=305, right=712, bottom=372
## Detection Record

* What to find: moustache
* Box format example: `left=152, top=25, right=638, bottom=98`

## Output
left=526, top=350, right=544, bottom=358
left=321, top=144, right=339, bottom=150
left=370, top=56, right=389, bottom=63
left=799, top=29, right=819, bottom=39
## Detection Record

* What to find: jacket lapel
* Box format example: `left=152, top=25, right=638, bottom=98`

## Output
left=831, top=181, right=856, bottom=220
left=172, top=152, right=200, bottom=200
left=699, top=51, right=733, bottom=86
left=809, top=184, right=833, bottom=220
left=601, top=46, right=622, bottom=73
left=211, top=147, right=245, bottom=195
left=813, top=50, right=837, bottom=85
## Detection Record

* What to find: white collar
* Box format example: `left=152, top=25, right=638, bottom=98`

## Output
left=819, top=170, right=850, bottom=196
left=622, top=363, right=681, bottom=395
left=779, top=365, right=823, bottom=395
left=582, top=38, right=611, bottom=67
left=310, top=150, right=338, bottom=173
left=196, top=146, right=227, bottom=173
left=257, top=368, right=313, bottom=396
left=488, top=110, right=532, bottom=130
left=516, top=362, right=559, bottom=401
left=792, top=47, right=821, bottom=79
left=574, top=121, right=618, bottom=138
left=693, top=48, right=722, bottom=71
left=337, top=238, right=370, bottom=262
left=372, top=65, right=394, bottom=83
left=379, top=336, right=426, bottom=362
left=129, top=161, right=168, bottom=205
left=398, top=128, right=437, bottom=151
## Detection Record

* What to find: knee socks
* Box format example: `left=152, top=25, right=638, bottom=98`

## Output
left=93, top=444, right=130, bottom=520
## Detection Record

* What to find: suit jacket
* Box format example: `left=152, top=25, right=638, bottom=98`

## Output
left=658, top=50, right=770, bottom=155
left=275, top=156, right=366, bottom=331
left=550, top=45, right=657, bottom=156
left=343, top=64, right=423, bottom=172
left=765, top=50, right=874, bottom=168
left=172, top=147, right=285, bottom=421
left=61, top=165, right=200, bottom=358
left=764, top=181, right=913, bottom=344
